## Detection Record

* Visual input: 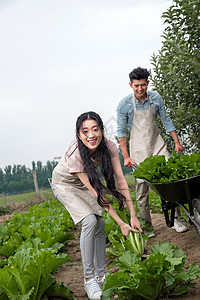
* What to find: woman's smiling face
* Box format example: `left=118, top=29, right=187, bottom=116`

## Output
left=78, top=119, right=103, bottom=152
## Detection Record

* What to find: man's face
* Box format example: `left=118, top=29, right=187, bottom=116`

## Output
left=129, top=78, right=149, bottom=101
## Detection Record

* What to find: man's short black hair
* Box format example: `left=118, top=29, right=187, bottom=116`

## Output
left=129, top=67, right=149, bottom=82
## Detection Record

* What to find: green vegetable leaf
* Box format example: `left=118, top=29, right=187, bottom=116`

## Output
left=46, top=282, right=76, bottom=300
left=134, top=152, right=200, bottom=183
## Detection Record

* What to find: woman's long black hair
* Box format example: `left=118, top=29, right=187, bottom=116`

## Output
left=76, top=111, right=125, bottom=210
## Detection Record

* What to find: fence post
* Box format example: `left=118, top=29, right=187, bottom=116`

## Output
left=32, top=170, right=39, bottom=198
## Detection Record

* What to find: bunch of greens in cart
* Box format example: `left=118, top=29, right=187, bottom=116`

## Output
left=133, top=151, right=200, bottom=183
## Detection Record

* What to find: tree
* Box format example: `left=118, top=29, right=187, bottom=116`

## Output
left=0, top=160, right=57, bottom=194
left=150, top=0, right=200, bottom=153
left=0, top=169, right=4, bottom=183
left=32, top=161, right=36, bottom=171
left=36, top=161, right=42, bottom=173
left=4, top=165, right=12, bottom=182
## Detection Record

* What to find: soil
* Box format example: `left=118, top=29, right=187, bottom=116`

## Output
left=0, top=210, right=200, bottom=300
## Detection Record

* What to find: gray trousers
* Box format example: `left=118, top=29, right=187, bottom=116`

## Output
left=135, top=178, right=180, bottom=226
left=135, top=178, right=152, bottom=225
left=80, top=214, right=107, bottom=279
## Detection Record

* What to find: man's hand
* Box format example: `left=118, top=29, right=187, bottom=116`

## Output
left=170, top=131, right=184, bottom=152
left=175, top=142, right=184, bottom=152
left=124, top=156, right=133, bottom=167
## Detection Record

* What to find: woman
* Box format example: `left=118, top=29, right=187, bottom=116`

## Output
left=52, top=111, right=142, bottom=300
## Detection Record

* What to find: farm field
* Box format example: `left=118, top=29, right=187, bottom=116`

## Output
left=52, top=213, right=200, bottom=300
left=0, top=189, right=200, bottom=299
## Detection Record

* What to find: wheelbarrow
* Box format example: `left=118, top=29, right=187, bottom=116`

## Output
left=130, top=163, right=200, bottom=236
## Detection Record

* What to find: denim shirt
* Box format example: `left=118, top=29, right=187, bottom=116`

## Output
left=117, top=89, right=176, bottom=138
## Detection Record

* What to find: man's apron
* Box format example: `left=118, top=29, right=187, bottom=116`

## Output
left=130, top=94, right=170, bottom=224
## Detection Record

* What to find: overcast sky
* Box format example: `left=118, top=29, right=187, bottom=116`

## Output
left=0, top=0, right=173, bottom=170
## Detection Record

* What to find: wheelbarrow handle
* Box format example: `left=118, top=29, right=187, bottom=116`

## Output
left=179, top=149, right=183, bottom=155
left=129, top=162, right=138, bottom=171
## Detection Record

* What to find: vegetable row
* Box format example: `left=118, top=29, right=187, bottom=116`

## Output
left=0, top=199, right=76, bottom=300
left=103, top=195, right=200, bottom=300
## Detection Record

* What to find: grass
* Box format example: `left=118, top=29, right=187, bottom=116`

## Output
left=0, top=189, right=55, bottom=215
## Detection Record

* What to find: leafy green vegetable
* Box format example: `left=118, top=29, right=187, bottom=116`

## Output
left=0, top=247, right=71, bottom=299
left=0, top=199, right=76, bottom=299
left=0, top=258, right=7, bottom=268
left=106, top=229, right=127, bottom=258
left=149, top=190, right=162, bottom=213
left=46, top=282, right=77, bottom=299
left=102, top=242, right=200, bottom=300
left=133, top=151, right=200, bottom=183
left=0, top=199, right=74, bottom=258
left=129, top=231, right=145, bottom=256
left=106, top=228, right=148, bottom=259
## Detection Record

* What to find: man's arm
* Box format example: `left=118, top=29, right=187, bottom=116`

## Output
left=170, top=130, right=184, bottom=152
left=118, top=137, right=133, bottom=167
left=117, top=99, right=133, bottom=168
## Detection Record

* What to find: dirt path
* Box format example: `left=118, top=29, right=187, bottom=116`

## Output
left=55, top=213, right=200, bottom=300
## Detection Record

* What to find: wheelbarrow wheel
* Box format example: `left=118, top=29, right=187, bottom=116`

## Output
left=193, top=207, right=200, bottom=236
left=194, top=223, right=200, bottom=236
left=192, top=198, right=200, bottom=214
left=177, top=202, right=200, bottom=238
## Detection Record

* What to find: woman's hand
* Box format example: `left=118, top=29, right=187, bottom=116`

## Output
left=120, top=222, right=138, bottom=239
left=130, top=216, right=143, bottom=233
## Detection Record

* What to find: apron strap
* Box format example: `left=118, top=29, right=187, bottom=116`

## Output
left=148, top=93, right=153, bottom=105
left=132, top=94, right=136, bottom=110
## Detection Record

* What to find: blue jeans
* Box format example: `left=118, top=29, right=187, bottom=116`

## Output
left=80, top=214, right=106, bottom=278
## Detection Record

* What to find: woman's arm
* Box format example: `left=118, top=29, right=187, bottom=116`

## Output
left=76, top=172, right=98, bottom=196
left=111, top=154, right=143, bottom=232
left=76, top=172, right=139, bottom=238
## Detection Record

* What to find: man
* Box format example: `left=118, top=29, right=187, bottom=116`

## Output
left=117, top=67, right=187, bottom=235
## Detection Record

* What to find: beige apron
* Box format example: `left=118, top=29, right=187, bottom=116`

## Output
left=130, top=93, right=170, bottom=224
left=130, top=94, right=170, bottom=164
left=52, top=162, right=103, bottom=225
